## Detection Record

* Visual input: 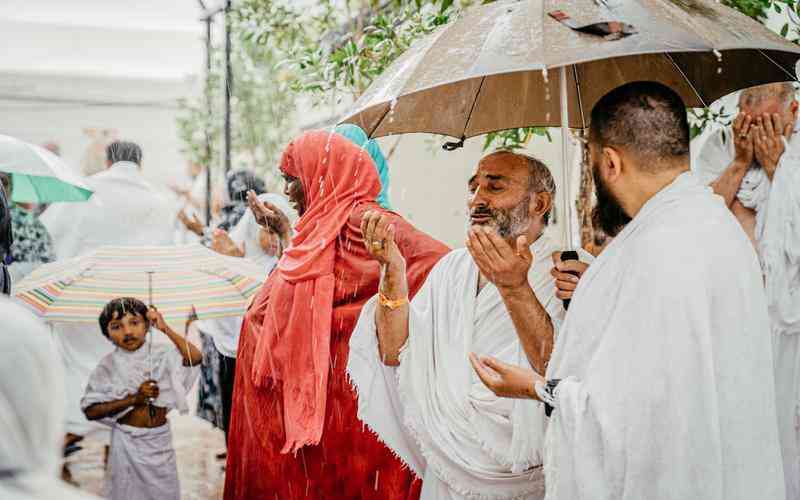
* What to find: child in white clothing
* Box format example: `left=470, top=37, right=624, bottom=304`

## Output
left=81, top=297, right=201, bottom=500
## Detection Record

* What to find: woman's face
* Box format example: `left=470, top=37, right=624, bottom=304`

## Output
left=259, top=227, right=280, bottom=256
left=283, top=174, right=306, bottom=216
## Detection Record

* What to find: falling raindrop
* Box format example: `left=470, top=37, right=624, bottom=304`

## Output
left=542, top=67, right=551, bottom=102
left=374, top=471, right=380, bottom=491
left=389, top=98, right=398, bottom=123
left=713, top=49, right=723, bottom=74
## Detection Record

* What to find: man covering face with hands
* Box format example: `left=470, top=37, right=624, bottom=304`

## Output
left=348, top=150, right=564, bottom=500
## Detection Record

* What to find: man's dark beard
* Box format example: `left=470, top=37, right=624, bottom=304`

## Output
left=591, top=166, right=631, bottom=237
left=470, top=194, right=531, bottom=238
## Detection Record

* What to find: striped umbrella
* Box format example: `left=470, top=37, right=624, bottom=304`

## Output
left=14, top=244, right=267, bottom=327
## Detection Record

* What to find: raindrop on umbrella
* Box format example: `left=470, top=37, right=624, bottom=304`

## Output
left=713, top=49, right=723, bottom=74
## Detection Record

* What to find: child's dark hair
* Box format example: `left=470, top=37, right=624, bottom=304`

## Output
left=99, top=297, right=149, bottom=338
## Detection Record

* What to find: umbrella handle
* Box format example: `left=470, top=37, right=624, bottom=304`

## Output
left=560, top=250, right=580, bottom=310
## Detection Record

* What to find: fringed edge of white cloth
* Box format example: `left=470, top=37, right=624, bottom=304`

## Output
left=395, top=346, right=545, bottom=500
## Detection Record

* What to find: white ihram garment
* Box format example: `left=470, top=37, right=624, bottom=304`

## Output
left=0, top=298, right=99, bottom=500
left=81, top=337, right=199, bottom=500
left=696, top=127, right=800, bottom=498
left=349, top=235, right=563, bottom=499
left=39, top=161, right=177, bottom=438
left=543, top=172, right=784, bottom=500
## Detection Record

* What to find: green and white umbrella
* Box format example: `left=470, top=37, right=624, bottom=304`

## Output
left=0, top=134, right=93, bottom=203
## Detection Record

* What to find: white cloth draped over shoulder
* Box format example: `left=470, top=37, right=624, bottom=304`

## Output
left=81, top=336, right=199, bottom=422
left=38, top=161, right=178, bottom=438
left=0, top=298, right=99, bottom=500
left=40, top=161, right=176, bottom=260
left=543, top=172, right=784, bottom=500
left=349, top=235, right=564, bottom=500
left=695, top=125, right=800, bottom=497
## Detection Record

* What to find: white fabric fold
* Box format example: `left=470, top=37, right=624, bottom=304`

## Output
left=81, top=334, right=200, bottom=424
left=0, top=297, right=99, bottom=500
left=107, top=424, right=179, bottom=500
left=543, top=172, right=784, bottom=500
left=349, top=235, right=563, bottom=499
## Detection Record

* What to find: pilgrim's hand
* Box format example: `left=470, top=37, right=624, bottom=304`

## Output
left=146, top=306, right=168, bottom=332
left=754, top=114, right=790, bottom=179
left=550, top=252, right=589, bottom=300
left=731, top=112, right=755, bottom=168
left=211, top=229, right=245, bottom=257
left=134, top=380, right=159, bottom=406
left=247, top=190, right=290, bottom=238
left=466, top=226, right=532, bottom=291
left=361, top=210, right=407, bottom=300
left=469, top=353, right=541, bottom=400
left=178, top=210, right=204, bottom=236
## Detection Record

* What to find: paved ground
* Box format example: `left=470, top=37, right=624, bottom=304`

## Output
left=66, top=413, right=226, bottom=499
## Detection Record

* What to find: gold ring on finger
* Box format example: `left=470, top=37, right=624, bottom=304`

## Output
left=372, top=240, right=383, bottom=250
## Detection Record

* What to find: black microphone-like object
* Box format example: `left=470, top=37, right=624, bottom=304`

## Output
left=560, top=250, right=580, bottom=310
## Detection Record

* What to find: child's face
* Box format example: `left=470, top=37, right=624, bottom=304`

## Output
left=107, top=312, right=149, bottom=351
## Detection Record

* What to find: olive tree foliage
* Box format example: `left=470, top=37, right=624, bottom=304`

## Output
left=176, top=14, right=295, bottom=189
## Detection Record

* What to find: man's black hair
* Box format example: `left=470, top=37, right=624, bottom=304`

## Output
left=106, top=141, right=143, bottom=166
left=98, top=297, right=149, bottom=338
left=589, top=81, right=690, bottom=170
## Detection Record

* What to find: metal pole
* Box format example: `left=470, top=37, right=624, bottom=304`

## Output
left=224, top=0, right=232, bottom=174
left=559, top=65, right=573, bottom=249
left=204, top=16, right=213, bottom=225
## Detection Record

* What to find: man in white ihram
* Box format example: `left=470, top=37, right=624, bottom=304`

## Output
left=40, top=141, right=176, bottom=447
left=348, top=150, right=563, bottom=499
left=471, top=82, right=785, bottom=500
left=694, top=82, right=800, bottom=499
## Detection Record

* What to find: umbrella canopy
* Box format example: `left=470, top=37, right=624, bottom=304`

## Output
left=0, top=135, right=93, bottom=203
left=14, top=244, right=266, bottom=326
left=340, top=0, right=800, bottom=139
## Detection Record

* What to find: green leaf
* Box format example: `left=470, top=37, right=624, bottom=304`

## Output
left=782, top=23, right=790, bottom=37
left=440, top=0, right=454, bottom=14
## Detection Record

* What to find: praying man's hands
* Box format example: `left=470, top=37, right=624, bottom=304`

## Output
left=133, top=380, right=159, bottom=406
left=731, top=112, right=755, bottom=168
left=753, top=113, right=792, bottom=179
left=178, top=210, right=204, bottom=236
left=550, top=251, right=589, bottom=300
left=469, top=353, right=542, bottom=400
left=247, top=190, right=291, bottom=239
left=211, top=228, right=245, bottom=257
left=466, top=225, right=532, bottom=291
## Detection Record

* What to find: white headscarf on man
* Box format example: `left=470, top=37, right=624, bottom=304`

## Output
left=0, top=298, right=99, bottom=500
left=228, top=193, right=297, bottom=279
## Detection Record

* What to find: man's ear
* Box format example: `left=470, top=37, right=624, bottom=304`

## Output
left=601, top=146, right=624, bottom=185
left=530, top=191, right=553, bottom=219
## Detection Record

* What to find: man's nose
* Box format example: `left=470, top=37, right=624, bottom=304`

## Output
left=469, top=186, right=486, bottom=207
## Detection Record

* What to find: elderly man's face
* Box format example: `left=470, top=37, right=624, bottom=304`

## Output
left=467, top=153, right=532, bottom=239
left=741, top=97, right=797, bottom=130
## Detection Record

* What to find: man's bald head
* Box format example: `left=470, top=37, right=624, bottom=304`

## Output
left=738, top=82, right=798, bottom=129
left=740, top=82, right=796, bottom=110
left=589, top=81, right=690, bottom=172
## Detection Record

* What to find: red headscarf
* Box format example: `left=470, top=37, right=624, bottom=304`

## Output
left=251, top=131, right=381, bottom=454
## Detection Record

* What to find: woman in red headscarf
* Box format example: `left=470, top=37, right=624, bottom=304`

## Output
left=224, top=131, right=449, bottom=499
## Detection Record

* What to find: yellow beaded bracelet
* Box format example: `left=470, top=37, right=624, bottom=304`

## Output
left=379, top=292, right=408, bottom=310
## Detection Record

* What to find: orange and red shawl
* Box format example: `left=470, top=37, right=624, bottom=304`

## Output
left=251, top=131, right=412, bottom=453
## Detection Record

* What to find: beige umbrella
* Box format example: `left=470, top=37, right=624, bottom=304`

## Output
left=340, top=0, right=800, bottom=247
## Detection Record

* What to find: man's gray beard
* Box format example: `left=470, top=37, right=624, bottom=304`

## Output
left=491, top=195, right=531, bottom=239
